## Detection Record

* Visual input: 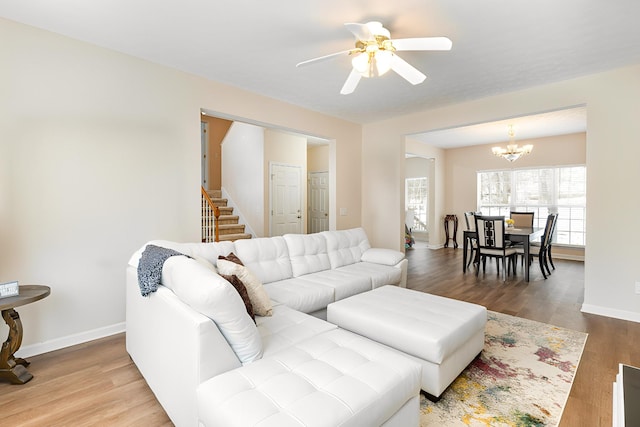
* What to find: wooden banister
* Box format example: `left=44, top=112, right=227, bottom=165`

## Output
left=201, top=186, right=220, bottom=242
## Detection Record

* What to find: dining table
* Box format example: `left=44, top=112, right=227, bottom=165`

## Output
left=463, top=227, right=544, bottom=282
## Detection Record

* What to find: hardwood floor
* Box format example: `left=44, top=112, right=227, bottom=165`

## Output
left=1, top=246, right=638, bottom=426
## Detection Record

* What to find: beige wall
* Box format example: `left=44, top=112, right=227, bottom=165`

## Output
left=307, top=144, right=329, bottom=172
left=0, top=17, right=361, bottom=354
left=363, top=65, right=640, bottom=322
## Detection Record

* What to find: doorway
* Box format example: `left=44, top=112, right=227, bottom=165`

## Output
left=308, top=171, right=329, bottom=233
left=270, top=163, right=303, bottom=236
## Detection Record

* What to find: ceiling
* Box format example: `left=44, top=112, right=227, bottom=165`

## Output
left=2, top=0, right=639, bottom=146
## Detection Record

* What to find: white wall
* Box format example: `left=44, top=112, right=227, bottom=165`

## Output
left=0, top=17, right=362, bottom=355
left=363, top=65, right=640, bottom=323
left=222, top=122, right=265, bottom=237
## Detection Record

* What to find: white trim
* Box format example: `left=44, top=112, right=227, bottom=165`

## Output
left=15, top=322, right=125, bottom=358
left=220, top=187, right=255, bottom=237
left=552, top=253, right=584, bottom=262
left=581, top=304, right=640, bottom=324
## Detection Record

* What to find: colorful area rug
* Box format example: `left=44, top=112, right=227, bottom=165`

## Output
left=420, top=311, right=587, bottom=426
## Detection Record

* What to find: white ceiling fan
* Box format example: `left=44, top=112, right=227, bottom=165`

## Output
left=296, top=21, right=452, bottom=95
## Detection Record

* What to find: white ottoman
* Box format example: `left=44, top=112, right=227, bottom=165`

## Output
left=327, top=285, right=487, bottom=399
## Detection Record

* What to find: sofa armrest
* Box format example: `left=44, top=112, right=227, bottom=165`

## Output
left=126, top=266, right=241, bottom=427
left=361, top=248, right=405, bottom=266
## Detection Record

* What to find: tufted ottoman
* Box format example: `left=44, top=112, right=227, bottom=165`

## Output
left=196, top=328, right=422, bottom=426
left=327, top=285, right=487, bottom=400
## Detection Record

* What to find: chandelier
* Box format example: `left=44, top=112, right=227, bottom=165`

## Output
left=492, top=125, right=533, bottom=162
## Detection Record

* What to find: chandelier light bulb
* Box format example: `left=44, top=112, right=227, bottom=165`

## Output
left=492, top=125, right=533, bottom=162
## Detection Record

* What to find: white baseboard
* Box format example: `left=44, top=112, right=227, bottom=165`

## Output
left=581, top=304, right=640, bottom=323
left=553, top=253, right=585, bottom=262
left=16, top=322, right=126, bottom=358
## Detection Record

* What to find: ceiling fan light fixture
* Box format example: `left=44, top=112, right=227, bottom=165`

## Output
left=298, top=21, right=451, bottom=94
left=351, top=50, right=393, bottom=78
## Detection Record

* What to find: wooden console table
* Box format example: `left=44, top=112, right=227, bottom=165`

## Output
left=444, top=214, right=458, bottom=248
left=0, top=285, right=50, bottom=384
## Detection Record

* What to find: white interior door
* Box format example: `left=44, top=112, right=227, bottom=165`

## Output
left=308, top=172, right=329, bottom=233
left=271, top=163, right=302, bottom=236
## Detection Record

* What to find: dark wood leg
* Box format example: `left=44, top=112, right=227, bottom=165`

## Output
left=0, top=308, right=33, bottom=384
left=452, top=217, right=458, bottom=249
left=539, top=249, right=548, bottom=279
left=444, top=218, right=450, bottom=248
left=462, top=235, right=468, bottom=272
left=548, top=245, right=556, bottom=270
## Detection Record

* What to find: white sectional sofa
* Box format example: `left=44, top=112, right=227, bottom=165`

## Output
left=126, top=228, right=415, bottom=427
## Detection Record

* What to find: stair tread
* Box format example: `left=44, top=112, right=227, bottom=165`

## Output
left=218, top=233, right=252, bottom=241
left=218, top=224, right=245, bottom=229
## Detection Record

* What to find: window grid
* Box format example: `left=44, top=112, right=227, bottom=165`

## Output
left=405, top=177, right=429, bottom=232
left=477, top=166, right=586, bottom=246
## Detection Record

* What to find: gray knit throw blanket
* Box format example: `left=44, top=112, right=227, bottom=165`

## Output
left=137, top=244, right=189, bottom=296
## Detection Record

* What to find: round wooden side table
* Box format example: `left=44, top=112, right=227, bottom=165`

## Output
left=0, top=285, right=51, bottom=384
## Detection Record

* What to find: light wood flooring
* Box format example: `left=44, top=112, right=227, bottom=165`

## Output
left=1, top=246, right=638, bottom=426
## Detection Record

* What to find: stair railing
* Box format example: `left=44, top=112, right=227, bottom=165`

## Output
left=201, top=186, right=220, bottom=243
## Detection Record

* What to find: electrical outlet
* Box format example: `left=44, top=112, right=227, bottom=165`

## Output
left=635, top=282, right=640, bottom=295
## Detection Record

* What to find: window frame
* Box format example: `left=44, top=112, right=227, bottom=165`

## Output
left=476, top=165, right=586, bottom=247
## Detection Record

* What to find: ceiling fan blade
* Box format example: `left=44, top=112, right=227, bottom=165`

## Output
left=296, top=49, right=354, bottom=67
left=391, top=55, right=426, bottom=85
left=340, top=69, right=362, bottom=95
left=392, top=37, right=452, bottom=51
left=344, top=22, right=373, bottom=41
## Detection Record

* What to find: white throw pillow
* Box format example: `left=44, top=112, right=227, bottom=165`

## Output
left=161, top=256, right=263, bottom=364
left=360, top=248, right=405, bottom=266
left=216, top=258, right=273, bottom=317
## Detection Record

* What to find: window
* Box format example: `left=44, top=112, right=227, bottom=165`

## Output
left=405, top=177, right=428, bottom=232
left=477, top=166, right=586, bottom=246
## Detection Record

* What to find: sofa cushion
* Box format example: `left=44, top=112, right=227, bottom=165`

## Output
left=283, top=233, right=331, bottom=277
left=263, top=278, right=334, bottom=314
left=297, top=269, right=372, bottom=301
left=217, top=258, right=273, bottom=317
left=336, top=262, right=402, bottom=289
left=322, top=228, right=371, bottom=269
left=161, top=256, right=262, bottom=364
left=234, top=237, right=293, bottom=284
left=196, top=328, right=421, bottom=427
left=257, top=304, right=337, bottom=357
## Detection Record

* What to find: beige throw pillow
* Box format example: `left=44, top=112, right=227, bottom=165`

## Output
left=216, top=258, right=273, bottom=316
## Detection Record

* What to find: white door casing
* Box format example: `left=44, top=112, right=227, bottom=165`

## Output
left=270, top=163, right=302, bottom=236
left=308, top=171, right=329, bottom=233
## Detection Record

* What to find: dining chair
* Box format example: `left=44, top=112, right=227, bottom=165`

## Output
left=515, top=213, right=557, bottom=279
left=474, top=215, right=518, bottom=281
left=510, top=211, right=535, bottom=228
left=508, top=211, right=535, bottom=249
left=464, top=211, right=478, bottom=267
left=546, top=213, right=559, bottom=271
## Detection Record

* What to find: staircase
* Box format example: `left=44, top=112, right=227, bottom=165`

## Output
left=202, top=189, right=252, bottom=242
